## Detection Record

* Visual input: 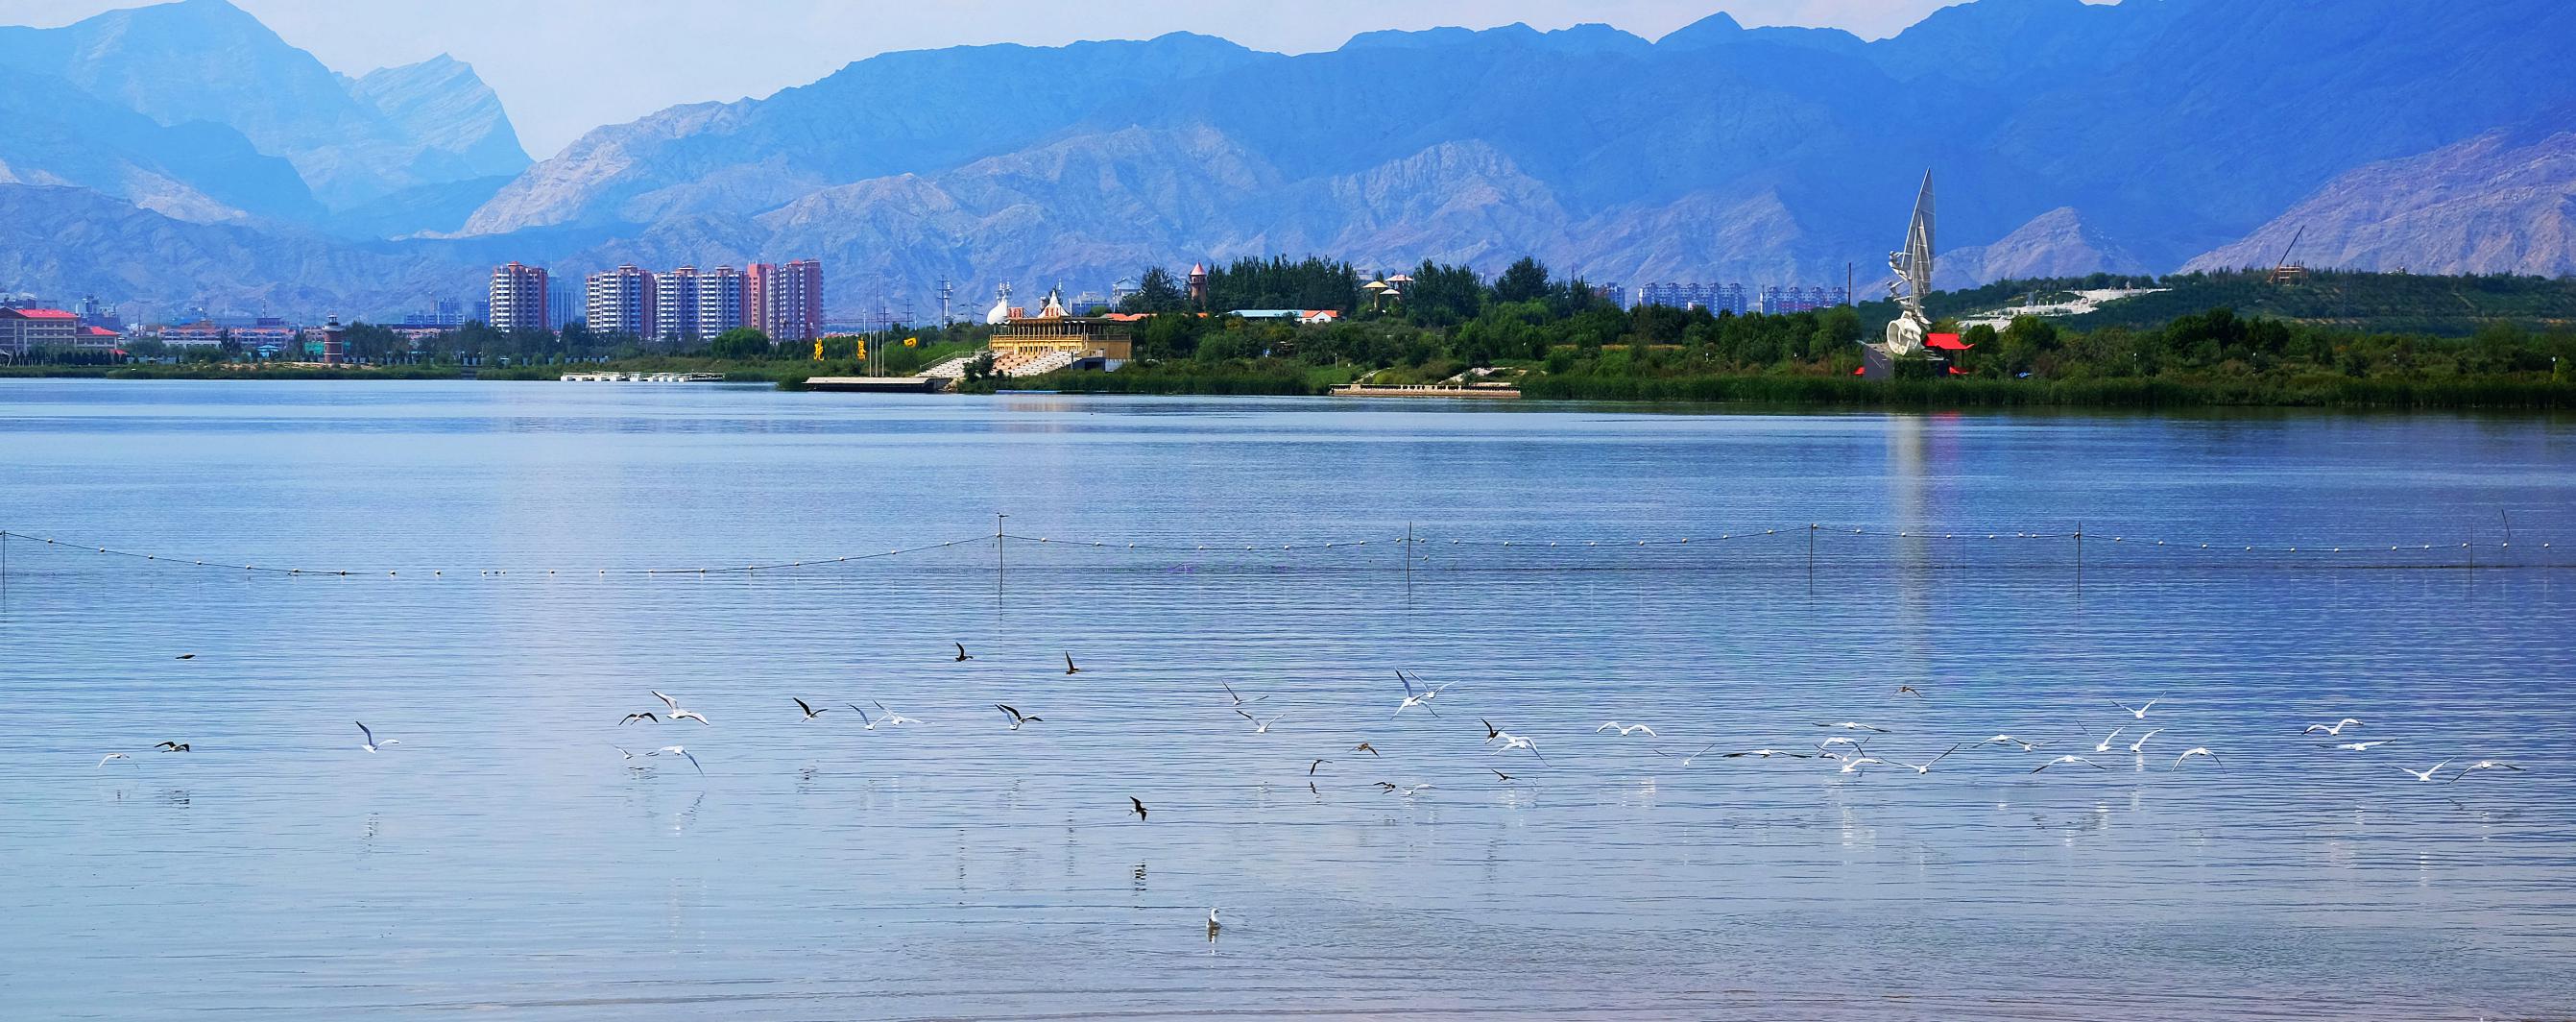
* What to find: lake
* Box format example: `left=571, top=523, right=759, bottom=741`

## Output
left=2, top=380, right=2571, bottom=1020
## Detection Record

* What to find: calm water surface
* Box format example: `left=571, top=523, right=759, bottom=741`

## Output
left=2, top=381, right=2572, bottom=1020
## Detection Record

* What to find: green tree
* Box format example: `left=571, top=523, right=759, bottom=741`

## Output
left=1494, top=257, right=1553, bottom=304
left=1122, top=267, right=1189, bottom=313
left=710, top=327, right=774, bottom=360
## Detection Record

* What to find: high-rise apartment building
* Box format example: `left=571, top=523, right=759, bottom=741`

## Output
left=696, top=266, right=748, bottom=340
left=655, top=266, right=700, bottom=344
left=585, top=265, right=657, bottom=338
left=488, top=262, right=551, bottom=333
left=747, top=259, right=823, bottom=342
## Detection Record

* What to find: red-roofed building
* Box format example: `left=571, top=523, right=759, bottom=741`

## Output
left=1924, top=332, right=1973, bottom=352
left=75, top=325, right=124, bottom=351
left=0, top=307, right=78, bottom=356
left=159, top=322, right=226, bottom=348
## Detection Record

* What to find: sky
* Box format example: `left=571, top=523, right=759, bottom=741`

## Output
left=0, top=0, right=1986, bottom=158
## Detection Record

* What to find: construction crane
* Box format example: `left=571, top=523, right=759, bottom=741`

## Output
left=2268, top=226, right=2309, bottom=285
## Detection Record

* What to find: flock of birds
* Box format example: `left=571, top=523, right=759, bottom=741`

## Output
left=97, top=646, right=2531, bottom=801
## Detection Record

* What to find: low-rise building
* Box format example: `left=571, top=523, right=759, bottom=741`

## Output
left=0, top=307, right=79, bottom=355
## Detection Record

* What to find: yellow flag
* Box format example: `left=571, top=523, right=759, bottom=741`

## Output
left=812, top=338, right=824, bottom=360
left=904, top=336, right=918, bottom=348
left=855, top=340, right=867, bottom=359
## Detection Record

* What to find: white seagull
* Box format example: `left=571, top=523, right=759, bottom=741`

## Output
left=2093, top=728, right=2124, bottom=754
left=1393, top=672, right=1440, bottom=718
left=1221, top=681, right=1266, bottom=706
left=2398, top=761, right=2450, bottom=783
left=872, top=701, right=919, bottom=726
left=846, top=704, right=880, bottom=730
left=1495, top=733, right=1548, bottom=763
left=356, top=721, right=399, bottom=753
left=2112, top=695, right=2163, bottom=719
left=2451, top=760, right=2523, bottom=782
left=614, top=745, right=652, bottom=770
left=2032, top=755, right=2107, bottom=774
left=1595, top=722, right=1657, bottom=737
left=2304, top=718, right=2365, bottom=736
left=2172, top=747, right=2218, bottom=768
left=97, top=753, right=130, bottom=767
left=1981, top=735, right=2043, bottom=752
left=1818, top=721, right=1891, bottom=734
left=1886, top=742, right=1962, bottom=775
left=791, top=697, right=828, bottom=721
left=652, top=691, right=710, bottom=725
left=1721, top=748, right=1813, bottom=760
left=2330, top=741, right=2391, bottom=752
left=651, top=744, right=704, bottom=775
left=1838, top=756, right=1886, bottom=775
left=1237, top=710, right=1287, bottom=734
left=2128, top=728, right=2164, bottom=754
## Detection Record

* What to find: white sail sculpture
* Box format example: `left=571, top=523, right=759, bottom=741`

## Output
left=1881, top=171, right=1937, bottom=358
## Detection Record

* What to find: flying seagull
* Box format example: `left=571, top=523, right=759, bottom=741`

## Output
left=1981, top=735, right=2043, bottom=752
left=652, top=744, right=704, bottom=775
left=651, top=691, right=709, bottom=725
left=1129, top=796, right=1148, bottom=821
left=174, top=653, right=196, bottom=660
left=1063, top=652, right=1083, bottom=676
left=1490, top=768, right=1515, bottom=783
left=2451, top=760, right=2522, bottom=782
left=1221, top=681, right=1265, bottom=706
left=1309, top=758, right=1329, bottom=775
left=846, top=704, right=879, bottom=729
left=1818, top=721, right=1891, bottom=734
left=2172, top=747, right=2219, bottom=768
left=1237, top=710, right=1287, bottom=734
left=619, top=712, right=660, bottom=725
left=97, top=753, right=130, bottom=767
left=872, top=701, right=919, bottom=726
left=1595, top=722, right=1657, bottom=737
left=2304, top=718, right=2365, bottom=736
left=356, top=721, right=398, bottom=753
left=1392, top=671, right=1440, bottom=718
left=2330, top=741, right=2391, bottom=751
left=953, top=643, right=975, bottom=662
left=2128, top=728, right=2164, bottom=754
left=1721, top=748, right=1812, bottom=760
left=2112, top=695, right=2163, bottom=719
left=1838, top=756, right=1885, bottom=775
left=1481, top=718, right=1501, bottom=741
left=2399, top=761, right=2450, bottom=783
left=996, top=703, right=1043, bottom=730
left=792, top=697, right=828, bottom=722
left=2094, top=728, right=2125, bottom=754
left=1355, top=742, right=1379, bottom=757
left=614, top=745, right=651, bottom=770
left=2032, top=755, right=2107, bottom=774
left=153, top=741, right=190, bottom=753
left=1897, top=685, right=1925, bottom=698
left=1887, top=742, right=1963, bottom=775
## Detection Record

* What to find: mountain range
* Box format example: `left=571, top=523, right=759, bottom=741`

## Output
left=0, top=0, right=2572, bottom=322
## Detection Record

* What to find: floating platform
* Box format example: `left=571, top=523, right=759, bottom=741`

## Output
left=560, top=372, right=726, bottom=382
left=1327, top=384, right=1522, bottom=400
left=803, top=376, right=946, bottom=393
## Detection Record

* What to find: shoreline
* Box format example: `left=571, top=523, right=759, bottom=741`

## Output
left=7, top=367, right=2574, bottom=413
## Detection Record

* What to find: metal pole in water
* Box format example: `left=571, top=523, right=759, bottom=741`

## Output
left=995, top=512, right=1008, bottom=612
left=2075, top=522, right=2083, bottom=593
left=1404, top=522, right=1414, bottom=602
left=1806, top=523, right=1817, bottom=592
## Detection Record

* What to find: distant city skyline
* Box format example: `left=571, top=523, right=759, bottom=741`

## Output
left=0, top=0, right=2106, bottom=157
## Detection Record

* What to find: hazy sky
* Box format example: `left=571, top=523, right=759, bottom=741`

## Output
left=0, top=0, right=1988, bottom=157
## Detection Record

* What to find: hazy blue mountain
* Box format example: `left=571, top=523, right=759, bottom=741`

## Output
left=345, top=55, right=531, bottom=180
left=12, top=0, right=2576, bottom=319
left=2185, top=117, right=2576, bottom=278
left=0, top=183, right=470, bottom=318
left=0, top=64, right=321, bottom=223
left=459, top=33, right=1273, bottom=234
left=0, top=0, right=528, bottom=211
